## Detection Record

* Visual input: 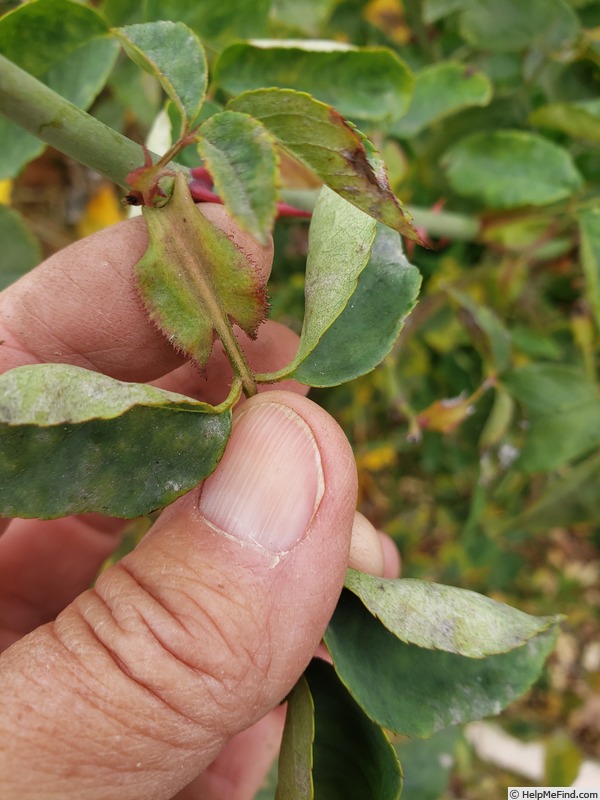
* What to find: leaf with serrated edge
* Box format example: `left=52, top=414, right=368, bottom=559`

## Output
left=0, top=363, right=231, bottom=519
left=325, top=590, right=559, bottom=738
left=0, top=0, right=108, bottom=75
left=228, top=88, right=420, bottom=241
left=344, top=570, right=558, bottom=658
left=215, top=40, right=413, bottom=122
left=116, top=21, right=207, bottom=128
left=198, top=110, right=278, bottom=245
left=136, top=172, right=267, bottom=369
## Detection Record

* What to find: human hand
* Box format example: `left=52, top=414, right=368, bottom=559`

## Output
left=0, top=206, right=400, bottom=800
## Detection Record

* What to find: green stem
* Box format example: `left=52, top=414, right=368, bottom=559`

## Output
left=406, top=205, right=480, bottom=241
left=0, top=54, right=165, bottom=187
left=281, top=191, right=480, bottom=242
left=217, top=324, right=258, bottom=397
left=211, top=377, right=243, bottom=412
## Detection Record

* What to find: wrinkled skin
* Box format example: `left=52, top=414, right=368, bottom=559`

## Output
left=0, top=204, right=399, bottom=800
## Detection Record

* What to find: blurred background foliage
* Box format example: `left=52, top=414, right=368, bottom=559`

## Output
left=1, top=0, right=600, bottom=796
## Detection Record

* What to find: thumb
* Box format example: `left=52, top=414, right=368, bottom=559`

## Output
left=0, top=391, right=357, bottom=800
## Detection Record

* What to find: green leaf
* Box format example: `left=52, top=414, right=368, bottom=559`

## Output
left=395, top=726, right=460, bottom=800
left=423, top=0, right=468, bottom=24
left=447, top=288, right=511, bottom=373
left=215, top=41, right=413, bottom=123
left=101, top=0, right=140, bottom=26
left=482, top=215, right=560, bottom=253
left=137, top=173, right=267, bottom=368
left=324, top=590, right=559, bottom=738
left=45, top=37, right=119, bottom=109
left=198, top=111, right=278, bottom=245
left=269, top=0, right=339, bottom=36
left=276, top=677, right=314, bottom=800
left=143, top=0, right=270, bottom=44
left=459, top=0, right=581, bottom=53
left=504, top=450, right=600, bottom=533
left=344, top=570, right=557, bottom=658
left=442, top=130, right=583, bottom=208
left=544, top=732, right=583, bottom=787
left=511, top=326, right=563, bottom=361
left=0, top=120, right=45, bottom=181
left=108, top=56, right=163, bottom=130
left=503, top=364, right=599, bottom=412
left=229, top=89, right=420, bottom=240
left=306, top=660, right=402, bottom=800
left=530, top=99, right=600, bottom=144
left=115, top=22, right=207, bottom=130
left=391, top=62, right=492, bottom=138
left=479, top=387, right=515, bottom=449
left=259, top=187, right=376, bottom=382
left=296, top=189, right=374, bottom=362
left=502, top=364, right=600, bottom=472
left=0, top=364, right=231, bottom=519
left=0, top=205, right=42, bottom=290
left=291, top=223, right=422, bottom=387
left=0, top=0, right=117, bottom=178
left=578, top=206, right=600, bottom=329
left=0, top=0, right=108, bottom=76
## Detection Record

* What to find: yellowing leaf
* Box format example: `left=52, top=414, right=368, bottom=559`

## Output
left=136, top=173, right=267, bottom=371
left=0, top=179, right=12, bottom=204
left=418, top=381, right=491, bottom=434
left=364, top=0, right=410, bottom=45
left=76, top=183, right=126, bottom=238
left=229, top=89, right=421, bottom=241
left=357, top=445, right=397, bottom=472
left=418, top=394, right=475, bottom=433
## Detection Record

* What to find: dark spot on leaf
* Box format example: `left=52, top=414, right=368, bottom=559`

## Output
left=345, top=148, right=380, bottom=188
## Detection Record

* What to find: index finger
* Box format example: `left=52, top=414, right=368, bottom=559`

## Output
left=0, top=204, right=274, bottom=381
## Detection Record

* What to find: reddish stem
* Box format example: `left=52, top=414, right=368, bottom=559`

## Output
left=274, top=202, right=312, bottom=219
left=127, top=157, right=312, bottom=219
left=189, top=178, right=312, bottom=219
left=189, top=180, right=221, bottom=204
left=190, top=166, right=214, bottom=186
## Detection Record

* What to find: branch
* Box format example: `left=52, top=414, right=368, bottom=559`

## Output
left=0, top=55, right=170, bottom=187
